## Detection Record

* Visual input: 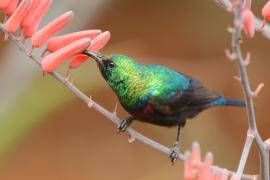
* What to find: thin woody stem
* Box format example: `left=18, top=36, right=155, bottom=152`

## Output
left=226, top=0, right=269, bottom=179
left=0, top=23, right=257, bottom=180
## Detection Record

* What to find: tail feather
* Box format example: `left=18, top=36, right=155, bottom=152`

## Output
left=212, top=97, right=245, bottom=107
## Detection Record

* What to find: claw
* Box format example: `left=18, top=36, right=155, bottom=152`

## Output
left=117, top=117, right=133, bottom=133
left=169, top=142, right=179, bottom=165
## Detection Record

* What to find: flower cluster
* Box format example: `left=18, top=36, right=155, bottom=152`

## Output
left=0, top=0, right=110, bottom=74
left=184, top=142, right=233, bottom=180
left=238, top=0, right=270, bottom=38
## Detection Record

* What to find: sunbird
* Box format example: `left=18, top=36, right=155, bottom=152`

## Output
left=83, top=50, right=245, bottom=164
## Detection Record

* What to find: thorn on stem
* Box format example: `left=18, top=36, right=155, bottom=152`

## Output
left=233, top=76, right=242, bottom=82
left=16, top=30, right=24, bottom=41
left=225, top=49, right=237, bottom=61
left=227, top=26, right=235, bottom=33
left=264, top=138, right=270, bottom=150
left=64, top=68, right=71, bottom=82
left=250, top=83, right=264, bottom=98
left=4, top=32, right=9, bottom=41
left=64, top=75, right=70, bottom=83
left=42, top=71, right=47, bottom=76
left=128, top=133, right=136, bottom=143
left=113, top=102, right=118, bottom=116
left=234, top=19, right=242, bottom=28
left=88, top=96, right=93, bottom=108
left=242, top=52, right=251, bottom=66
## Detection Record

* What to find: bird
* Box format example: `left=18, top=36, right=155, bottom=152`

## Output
left=82, top=50, right=245, bottom=164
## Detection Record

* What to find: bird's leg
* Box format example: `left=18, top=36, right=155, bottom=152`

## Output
left=169, top=125, right=182, bottom=165
left=117, top=116, right=135, bottom=133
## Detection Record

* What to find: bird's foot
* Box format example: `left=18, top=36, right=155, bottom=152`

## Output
left=169, top=142, right=180, bottom=165
left=117, top=117, right=133, bottom=133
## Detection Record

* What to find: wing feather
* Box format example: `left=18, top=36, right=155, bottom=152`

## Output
left=150, top=77, right=221, bottom=115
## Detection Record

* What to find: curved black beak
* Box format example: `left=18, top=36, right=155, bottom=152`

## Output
left=82, top=50, right=106, bottom=71
left=82, top=50, right=104, bottom=64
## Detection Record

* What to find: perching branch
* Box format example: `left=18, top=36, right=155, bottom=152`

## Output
left=0, top=23, right=257, bottom=180
left=225, top=0, right=269, bottom=179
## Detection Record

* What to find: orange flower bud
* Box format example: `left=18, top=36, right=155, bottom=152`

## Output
left=21, top=0, right=41, bottom=28
left=0, top=0, right=10, bottom=9
left=47, top=29, right=101, bottom=52
left=42, top=38, right=91, bottom=73
left=22, top=0, right=52, bottom=38
left=68, top=31, right=111, bottom=69
left=31, top=11, right=74, bottom=48
left=4, top=0, right=30, bottom=32
left=242, top=9, right=255, bottom=38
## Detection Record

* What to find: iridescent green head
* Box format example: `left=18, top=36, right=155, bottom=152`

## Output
left=83, top=50, right=141, bottom=90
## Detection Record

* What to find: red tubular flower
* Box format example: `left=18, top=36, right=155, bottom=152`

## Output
left=47, top=29, right=101, bottom=52
left=69, top=31, right=111, bottom=69
left=261, top=0, right=270, bottom=30
left=0, top=0, right=10, bottom=9
left=31, top=11, right=74, bottom=48
left=4, top=0, right=30, bottom=33
left=22, top=0, right=53, bottom=38
left=262, top=0, right=270, bottom=20
left=242, top=9, right=255, bottom=38
left=197, top=152, right=213, bottom=180
left=191, top=142, right=201, bottom=169
left=2, top=0, right=18, bottom=16
left=87, top=31, right=111, bottom=52
left=68, top=54, right=87, bottom=69
left=21, top=0, right=41, bottom=28
left=184, top=151, right=193, bottom=180
left=41, top=38, right=91, bottom=73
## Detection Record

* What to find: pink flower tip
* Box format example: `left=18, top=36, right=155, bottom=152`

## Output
left=87, top=30, right=111, bottom=52
left=242, top=9, right=255, bottom=38
left=68, top=30, right=111, bottom=69
left=262, top=0, right=270, bottom=21
left=0, top=0, right=10, bottom=9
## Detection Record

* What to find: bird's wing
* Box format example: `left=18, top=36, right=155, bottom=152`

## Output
left=149, top=77, right=221, bottom=115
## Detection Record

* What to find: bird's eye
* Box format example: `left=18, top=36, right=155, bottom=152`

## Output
left=108, top=62, right=115, bottom=68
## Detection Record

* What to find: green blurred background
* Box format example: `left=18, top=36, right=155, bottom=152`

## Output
left=0, top=0, right=269, bottom=179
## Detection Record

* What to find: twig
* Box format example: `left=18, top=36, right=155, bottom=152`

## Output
left=226, top=0, right=269, bottom=179
left=0, top=23, right=258, bottom=179
left=213, top=0, right=270, bottom=40
left=236, top=131, right=255, bottom=179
